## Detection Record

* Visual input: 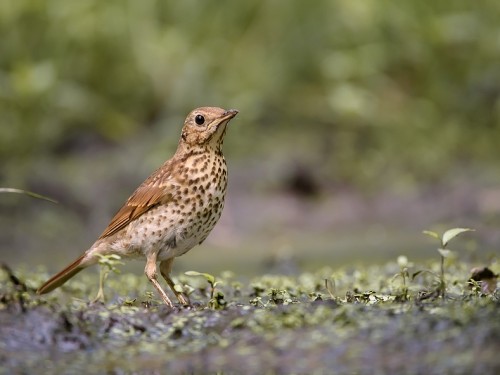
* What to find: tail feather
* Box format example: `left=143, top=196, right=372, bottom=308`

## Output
left=37, top=254, right=88, bottom=294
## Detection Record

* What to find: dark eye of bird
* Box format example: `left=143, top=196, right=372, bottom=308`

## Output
left=195, top=115, right=205, bottom=125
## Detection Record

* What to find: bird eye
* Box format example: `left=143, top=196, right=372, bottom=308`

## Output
left=195, top=114, right=205, bottom=125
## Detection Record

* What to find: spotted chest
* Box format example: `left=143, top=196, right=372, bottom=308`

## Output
left=115, top=150, right=228, bottom=261
left=172, top=150, right=228, bottom=254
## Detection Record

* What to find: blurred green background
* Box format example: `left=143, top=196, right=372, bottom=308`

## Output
left=1, top=0, right=499, bottom=275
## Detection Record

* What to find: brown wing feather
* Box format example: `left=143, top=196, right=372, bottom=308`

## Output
left=99, top=162, right=177, bottom=239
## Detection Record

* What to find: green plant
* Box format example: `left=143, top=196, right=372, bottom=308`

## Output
left=185, top=271, right=225, bottom=309
left=268, top=288, right=293, bottom=305
left=391, top=255, right=414, bottom=301
left=421, top=227, right=475, bottom=299
left=0, top=188, right=57, bottom=203
left=324, top=278, right=336, bottom=300
left=93, top=254, right=124, bottom=303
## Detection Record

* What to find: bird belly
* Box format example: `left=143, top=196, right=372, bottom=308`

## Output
left=156, top=235, right=197, bottom=260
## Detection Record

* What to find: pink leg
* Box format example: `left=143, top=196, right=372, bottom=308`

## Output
left=160, top=258, right=189, bottom=306
left=145, top=254, right=174, bottom=308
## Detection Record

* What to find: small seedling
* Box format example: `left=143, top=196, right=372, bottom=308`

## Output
left=324, top=278, right=336, bottom=300
left=93, top=254, right=124, bottom=303
left=185, top=271, right=225, bottom=309
left=391, top=255, right=413, bottom=301
left=422, top=227, right=475, bottom=299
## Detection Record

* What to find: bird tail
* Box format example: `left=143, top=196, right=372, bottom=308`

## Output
left=37, top=254, right=89, bottom=294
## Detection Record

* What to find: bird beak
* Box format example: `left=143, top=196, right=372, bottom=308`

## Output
left=221, top=109, right=239, bottom=121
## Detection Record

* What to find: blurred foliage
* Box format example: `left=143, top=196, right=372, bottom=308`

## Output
left=1, top=0, right=500, bottom=188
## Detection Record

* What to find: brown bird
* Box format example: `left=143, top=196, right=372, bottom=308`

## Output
left=37, top=107, right=238, bottom=307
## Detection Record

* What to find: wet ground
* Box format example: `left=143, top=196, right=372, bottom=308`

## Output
left=1, top=260, right=498, bottom=374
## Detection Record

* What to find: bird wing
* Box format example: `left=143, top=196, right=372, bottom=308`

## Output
left=98, top=163, right=177, bottom=239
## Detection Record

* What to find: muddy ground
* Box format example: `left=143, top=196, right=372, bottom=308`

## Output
left=0, top=259, right=498, bottom=374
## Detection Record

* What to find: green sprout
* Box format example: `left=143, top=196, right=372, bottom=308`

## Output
left=93, top=254, right=124, bottom=303
left=391, top=255, right=413, bottom=301
left=185, top=271, right=226, bottom=309
left=422, top=227, right=475, bottom=299
left=324, top=278, right=336, bottom=300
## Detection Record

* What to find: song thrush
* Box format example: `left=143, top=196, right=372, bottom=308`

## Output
left=37, top=107, right=238, bottom=307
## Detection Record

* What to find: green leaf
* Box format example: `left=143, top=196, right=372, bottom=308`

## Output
left=422, top=230, right=440, bottom=240
left=437, top=248, right=452, bottom=258
left=442, top=228, right=474, bottom=247
left=0, top=188, right=58, bottom=203
left=185, top=271, right=215, bottom=284
left=184, top=271, right=202, bottom=276
left=411, top=270, right=423, bottom=280
left=412, top=269, right=439, bottom=280
left=173, top=284, right=184, bottom=293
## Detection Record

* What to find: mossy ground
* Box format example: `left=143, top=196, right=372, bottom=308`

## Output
left=1, top=259, right=498, bottom=374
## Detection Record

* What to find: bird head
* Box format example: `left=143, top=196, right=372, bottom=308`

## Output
left=180, top=107, right=238, bottom=151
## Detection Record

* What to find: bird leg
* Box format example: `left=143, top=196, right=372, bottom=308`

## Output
left=160, top=258, right=189, bottom=306
left=145, top=254, right=174, bottom=308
